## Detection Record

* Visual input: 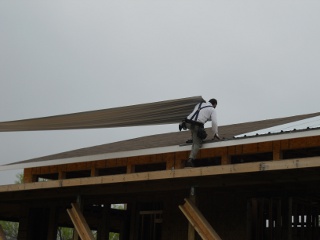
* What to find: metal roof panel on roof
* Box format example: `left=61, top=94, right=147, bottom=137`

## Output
left=235, top=115, right=320, bottom=138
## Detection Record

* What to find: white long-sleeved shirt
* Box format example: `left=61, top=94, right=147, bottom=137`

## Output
left=187, top=102, right=218, bottom=135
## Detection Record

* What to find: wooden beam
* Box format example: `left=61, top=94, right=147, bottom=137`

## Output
left=0, top=224, right=7, bottom=240
left=179, top=198, right=222, bottom=240
left=2, top=156, right=320, bottom=193
left=67, top=203, right=95, bottom=240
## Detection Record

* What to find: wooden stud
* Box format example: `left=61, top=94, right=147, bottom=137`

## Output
left=90, top=167, right=99, bottom=177
left=273, top=141, right=283, bottom=161
left=221, top=154, right=230, bottom=165
left=188, top=188, right=196, bottom=240
left=175, top=151, right=188, bottom=169
left=127, top=164, right=135, bottom=174
left=23, top=169, right=34, bottom=183
left=166, top=158, right=174, bottom=170
left=164, top=153, right=175, bottom=170
left=58, top=170, right=66, bottom=180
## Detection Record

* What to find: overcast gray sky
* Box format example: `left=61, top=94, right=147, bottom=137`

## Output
left=1, top=1, right=320, bottom=185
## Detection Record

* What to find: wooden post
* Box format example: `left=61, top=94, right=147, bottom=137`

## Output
left=188, top=187, right=196, bottom=240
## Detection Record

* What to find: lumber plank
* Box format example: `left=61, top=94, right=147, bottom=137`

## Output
left=3, top=157, right=320, bottom=193
left=67, top=203, right=95, bottom=240
left=179, top=198, right=222, bottom=240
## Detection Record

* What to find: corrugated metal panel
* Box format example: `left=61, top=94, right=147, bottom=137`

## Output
left=235, top=116, right=320, bottom=138
left=0, top=96, right=203, bottom=132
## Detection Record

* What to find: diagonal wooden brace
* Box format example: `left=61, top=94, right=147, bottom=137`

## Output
left=67, top=202, right=95, bottom=240
left=179, top=198, right=222, bottom=240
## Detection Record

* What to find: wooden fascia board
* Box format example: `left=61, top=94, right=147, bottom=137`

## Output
left=1, top=128, right=320, bottom=171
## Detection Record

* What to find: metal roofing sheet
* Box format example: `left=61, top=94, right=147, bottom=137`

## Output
left=0, top=96, right=204, bottom=132
left=235, top=115, right=320, bottom=138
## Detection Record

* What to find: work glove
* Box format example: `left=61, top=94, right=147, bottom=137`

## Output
left=212, top=134, right=221, bottom=140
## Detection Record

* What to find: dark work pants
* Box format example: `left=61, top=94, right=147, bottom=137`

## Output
left=185, top=122, right=202, bottom=159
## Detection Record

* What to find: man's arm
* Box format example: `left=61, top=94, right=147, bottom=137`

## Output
left=211, top=110, right=220, bottom=140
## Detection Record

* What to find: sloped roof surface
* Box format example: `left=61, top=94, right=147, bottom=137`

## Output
left=9, top=112, right=320, bottom=165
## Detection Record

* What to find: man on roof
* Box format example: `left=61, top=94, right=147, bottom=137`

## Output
left=179, top=98, right=220, bottom=167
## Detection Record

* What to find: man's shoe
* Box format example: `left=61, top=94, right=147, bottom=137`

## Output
left=179, top=124, right=183, bottom=131
left=185, top=158, right=194, bottom=168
